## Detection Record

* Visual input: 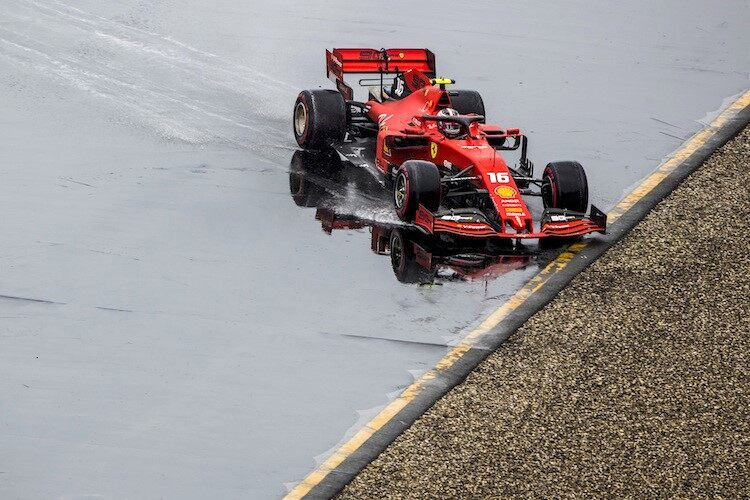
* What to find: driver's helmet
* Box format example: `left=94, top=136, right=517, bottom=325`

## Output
left=437, top=108, right=461, bottom=138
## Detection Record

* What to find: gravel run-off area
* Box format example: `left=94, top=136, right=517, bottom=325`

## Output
left=340, top=126, right=750, bottom=498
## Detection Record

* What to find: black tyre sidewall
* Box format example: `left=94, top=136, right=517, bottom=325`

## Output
left=394, top=169, right=412, bottom=220
left=542, top=161, right=589, bottom=212
left=394, top=160, right=441, bottom=221
left=294, top=90, right=346, bottom=149
left=293, top=93, right=311, bottom=147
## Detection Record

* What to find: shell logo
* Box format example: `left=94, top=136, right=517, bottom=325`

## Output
left=494, top=185, right=516, bottom=198
left=398, top=52, right=405, bottom=59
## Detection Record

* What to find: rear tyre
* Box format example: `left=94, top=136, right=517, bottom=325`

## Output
left=541, top=161, right=589, bottom=213
left=449, top=90, right=485, bottom=121
left=393, top=160, right=441, bottom=221
left=293, top=90, right=347, bottom=149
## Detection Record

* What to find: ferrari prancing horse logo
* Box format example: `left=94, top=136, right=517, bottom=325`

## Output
left=430, top=142, right=438, bottom=159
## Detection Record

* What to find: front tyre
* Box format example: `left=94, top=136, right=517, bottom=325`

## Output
left=541, top=161, right=589, bottom=213
left=293, top=90, right=347, bottom=149
left=393, top=160, right=441, bottom=221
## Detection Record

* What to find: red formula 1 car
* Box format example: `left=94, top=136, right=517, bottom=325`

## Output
left=292, top=48, right=606, bottom=240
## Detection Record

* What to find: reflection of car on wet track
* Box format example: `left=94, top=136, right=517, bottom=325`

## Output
left=292, top=48, right=607, bottom=242
left=289, top=149, right=532, bottom=283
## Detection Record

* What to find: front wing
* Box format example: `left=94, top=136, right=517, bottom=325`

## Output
left=414, top=205, right=607, bottom=239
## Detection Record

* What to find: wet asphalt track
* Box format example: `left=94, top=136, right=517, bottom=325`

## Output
left=0, top=1, right=748, bottom=498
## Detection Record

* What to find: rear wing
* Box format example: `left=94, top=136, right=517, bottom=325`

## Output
left=326, top=48, right=436, bottom=100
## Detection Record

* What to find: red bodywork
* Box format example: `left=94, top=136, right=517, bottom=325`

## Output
left=326, top=48, right=606, bottom=239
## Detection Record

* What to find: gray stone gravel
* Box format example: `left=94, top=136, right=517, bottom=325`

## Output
left=340, top=127, right=750, bottom=498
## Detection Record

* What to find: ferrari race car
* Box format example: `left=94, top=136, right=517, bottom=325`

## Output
left=292, top=48, right=606, bottom=240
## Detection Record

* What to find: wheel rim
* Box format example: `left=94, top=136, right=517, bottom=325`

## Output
left=394, top=173, right=407, bottom=208
left=294, top=101, right=307, bottom=137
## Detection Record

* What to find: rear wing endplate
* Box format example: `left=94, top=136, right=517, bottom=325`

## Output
left=326, top=48, right=436, bottom=100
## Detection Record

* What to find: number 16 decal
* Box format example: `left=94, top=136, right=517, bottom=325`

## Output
left=488, top=172, right=510, bottom=183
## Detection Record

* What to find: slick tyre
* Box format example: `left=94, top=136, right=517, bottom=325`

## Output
left=393, top=160, right=441, bottom=221
left=541, top=161, right=589, bottom=213
left=293, top=90, right=347, bottom=149
left=448, top=90, right=485, bottom=121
